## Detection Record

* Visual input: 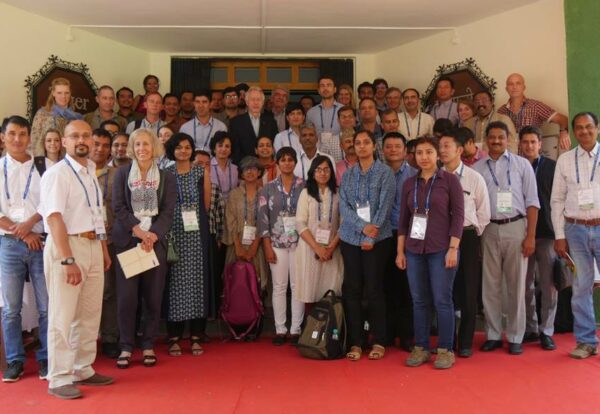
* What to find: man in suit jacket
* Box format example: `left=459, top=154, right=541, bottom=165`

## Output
left=230, top=86, right=278, bottom=165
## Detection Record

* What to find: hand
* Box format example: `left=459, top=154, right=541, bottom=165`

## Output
left=145, top=232, right=158, bottom=244
left=362, top=224, right=379, bottom=239
left=522, top=236, right=535, bottom=257
left=140, top=239, right=154, bottom=253
left=559, top=130, right=571, bottom=150
left=361, top=242, right=374, bottom=251
left=554, top=239, right=570, bottom=260
left=314, top=245, right=330, bottom=261
left=246, top=244, right=258, bottom=261
left=11, top=220, right=35, bottom=239
left=395, top=252, right=406, bottom=270
left=103, top=248, right=112, bottom=272
left=445, top=248, right=458, bottom=268
left=22, top=233, right=43, bottom=250
left=64, top=263, right=82, bottom=286
left=264, top=246, right=277, bottom=264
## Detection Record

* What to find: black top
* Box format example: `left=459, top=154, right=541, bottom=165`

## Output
left=229, top=112, right=278, bottom=165
left=532, top=155, right=555, bottom=239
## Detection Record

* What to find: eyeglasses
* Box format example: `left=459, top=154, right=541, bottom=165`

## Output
left=315, top=167, right=331, bottom=174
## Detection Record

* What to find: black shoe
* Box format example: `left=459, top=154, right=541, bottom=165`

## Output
left=2, top=361, right=24, bottom=383
left=272, top=334, right=286, bottom=346
left=289, top=334, right=300, bottom=345
left=540, top=334, right=556, bottom=351
left=480, top=340, right=503, bottom=352
left=508, top=342, right=523, bottom=355
left=458, top=348, right=473, bottom=358
left=102, top=342, right=120, bottom=359
left=38, top=359, right=48, bottom=380
left=522, top=332, right=540, bottom=343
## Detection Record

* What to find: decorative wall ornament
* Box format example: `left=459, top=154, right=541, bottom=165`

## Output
left=422, top=57, right=496, bottom=109
left=24, top=55, right=98, bottom=120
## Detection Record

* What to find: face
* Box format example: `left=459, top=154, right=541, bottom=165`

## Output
left=506, top=74, right=526, bottom=99
left=44, top=131, right=61, bottom=155
left=271, top=89, right=288, bottom=110
left=96, top=88, right=116, bottom=112
left=519, top=133, right=542, bottom=159
left=300, top=128, right=318, bottom=152
left=133, top=133, right=154, bottom=162
left=246, top=90, right=264, bottom=114
left=144, top=77, right=159, bottom=93
left=337, top=89, right=352, bottom=106
left=174, top=139, right=193, bottom=162
left=215, top=138, right=232, bottom=160
left=314, top=161, right=331, bottom=186
left=354, top=132, right=375, bottom=159
left=255, top=137, right=274, bottom=159
left=359, top=100, right=377, bottom=122
left=438, top=136, right=463, bottom=165
left=112, top=135, right=129, bottom=160
left=223, top=91, right=239, bottom=110
left=358, top=86, right=374, bottom=100
left=436, top=80, right=454, bottom=101
left=457, top=102, right=474, bottom=122
left=210, top=92, right=224, bottom=111
left=194, top=153, right=210, bottom=169
left=180, top=92, right=195, bottom=113
left=163, top=97, right=180, bottom=117
left=145, top=94, right=163, bottom=117
left=91, top=135, right=112, bottom=165
left=3, top=123, right=30, bottom=156
left=383, top=137, right=406, bottom=164
left=386, top=90, right=402, bottom=111
left=486, top=127, right=509, bottom=155
left=374, top=82, right=387, bottom=100
left=463, top=139, right=477, bottom=157
left=474, top=93, right=493, bottom=117
left=53, top=84, right=71, bottom=108
left=300, top=97, right=314, bottom=112
left=415, top=142, right=438, bottom=171
left=382, top=113, right=399, bottom=133
left=194, top=95, right=211, bottom=118
left=158, top=127, right=173, bottom=145
left=277, top=154, right=296, bottom=174
left=403, top=90, right=420, bottom=112
left=338, top=109, right=356, bottom=130
left=340, top=135, right=355, bottom=157
left=318, top=79, right=336, bottom=100
left=62, top=120, right=93, bottom=159
left=117, top=89, right=133, bottom=110
left=573, top=114, right=599, bottom=148
left=103, top=123, right=119, bottom=136
left=286, top=109, right=305, bottom=128
left=242, top=166, right=259, bottom=183
left=406, top=146, right=416, bottom=168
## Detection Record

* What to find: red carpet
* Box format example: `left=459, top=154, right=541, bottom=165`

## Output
left=2, top=332, right=600, bottom=414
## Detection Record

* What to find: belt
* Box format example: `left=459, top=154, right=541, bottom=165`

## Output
left=463, top=225, right=477, bottom=231
left=490, top=214, right=524, bottom=225
left=68, top=231, right=97, bottom=240
left=565, top=217, right=600, bottom=226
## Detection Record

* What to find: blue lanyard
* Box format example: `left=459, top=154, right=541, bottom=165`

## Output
left=287, top=130, right=293, bottom=148
left=317, top=190, right=334, bottom=224
left=319, top=104, right=337, bottom=131
left=403, top=111, right=421, bottom=138
left=193, top=118, right=214, bottom=150
left=413, top=171, right=437, bottom=214
left=143, top=118, right=160, bottom=134
left=64, top=158, right=100, bottom=209
left=575, top=147, right=600, bottom=184
left=354, top=164, right=372, bottom=205
left=277, top=176, right=297, bottom=213
left=486, top=154, right=511, bottom=188
left=175, top=169, right=196, bottom=205
left=457, top=163, right=465, bottom=179
left=213, top=161, right=233, bottom=195
left=3, top=158, right=35, bottom=203
left=243, top=187, right=258, bottom=224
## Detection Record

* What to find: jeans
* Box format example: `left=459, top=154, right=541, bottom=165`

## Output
left=565, top=223, right=600, bottom=346
left=0, top=236, right=48, bottom=363
left=406, top=249, right=457, bottom=350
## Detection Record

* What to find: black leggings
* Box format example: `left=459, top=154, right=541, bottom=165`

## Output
left=166, top=318, right=207, bottom=339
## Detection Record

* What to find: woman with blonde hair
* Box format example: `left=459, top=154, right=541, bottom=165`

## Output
left=35, top=128, right=65, bottom=170
left=337, top=84, right=356, bottom=109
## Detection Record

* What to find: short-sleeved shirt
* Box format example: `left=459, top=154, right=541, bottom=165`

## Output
left=497, top=98, right=556, bottom=132
left=179, top=116, right=228, bottom=151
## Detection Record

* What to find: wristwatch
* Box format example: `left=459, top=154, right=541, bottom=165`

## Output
left=61, top=257, right=76, bottom=265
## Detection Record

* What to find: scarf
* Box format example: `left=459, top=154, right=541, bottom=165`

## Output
left=51, top=104, right=83, bottom=121
left=128, top=160, right=160, bottom=221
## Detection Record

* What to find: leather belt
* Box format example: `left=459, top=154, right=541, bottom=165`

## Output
left=68, top=231, right=97, bottom=240
left=490, top=214, right=524, bottom=225
left=565, top=217, right=600, bottom=226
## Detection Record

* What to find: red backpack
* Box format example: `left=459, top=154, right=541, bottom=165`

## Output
left=220, top=261, right=264, bottom=340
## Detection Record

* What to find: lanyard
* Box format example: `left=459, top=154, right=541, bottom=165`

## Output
left=486, top=154, right=512, bottom=188
left=213, top=161, right=233, bottom=195
left=404, top=111, right=421, bottom=138
left=575, top=147, right=600, bottom=184
left=287, top=130, right=293, bottom=148
left=3, top=158, right=35, bottom=203
left=194, top=117, right=213, bottom=150
left=355, top=164, right=372, bottom=205
left=413, top=171, right=438, bottom=215
left=243, top=187, right=258, bottom=224
left=277, top=176, right=297, bottom=213
left=143, top=118, right=160, bottom=134
left=317, top=189, right=334, bottom=224
left=533, top=156, right=542, bottom=176
left=319, top=104, right=337, bottom=131
left=457, top=163, right=465, bottom=179
left=175, top=169, right=196, bottom=205
left=64, top=158, right=100, bottom=209
left=433, top=101, right=453, bottom=120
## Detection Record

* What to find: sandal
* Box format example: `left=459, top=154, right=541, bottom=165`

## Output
left=116, top=352, right=131, bottom=369
left=143, top=352, right=158, bottom=367
left=190, top=337, right=204, bottom=356
left=168, top=338, right=182, bottom=357
left=368, top=344, right=385, bottom=360
left=346, top=346, right=362, bottom=361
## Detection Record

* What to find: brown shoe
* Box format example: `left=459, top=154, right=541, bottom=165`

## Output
left=434, top=348, right=455, bottom=369
left=406, top=346, right=431, bottom=367
left=48, top=384, right=82, bottom=400
left=73, top=373, right=114, bottom=386
left=569, top=343, right=598, bottom=359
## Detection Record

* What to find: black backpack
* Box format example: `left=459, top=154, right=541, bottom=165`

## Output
left=297, top=290, right=346, bottom=360
left=33, top=156, right=47, bottom=176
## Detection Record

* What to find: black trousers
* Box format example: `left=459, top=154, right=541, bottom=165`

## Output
left=453, top=228, right=481, bottom=350
left=167, top=318, right=206, bottom=338
left=341, top=238, right=392, bottom=348
left=385, top=232, right=414, bottom=344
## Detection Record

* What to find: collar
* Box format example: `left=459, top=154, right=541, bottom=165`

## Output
left=505, top=97, right=528, bottom=111
left=5, top=153, right=32, bottom=167
left=96, top=165, right=110, bottom=177
left=65, top=154, right=92, bottom=173
left=195, top=116, right=213, bottom=127
left=577, top=142, right=599, bottom=157
left=486, top=150, right=511, bottom=162
left=300, top=150, right=319, bottom=161
left=249, top=113, right=261, bottom=121
left=442, top=161, right=464, bottom=175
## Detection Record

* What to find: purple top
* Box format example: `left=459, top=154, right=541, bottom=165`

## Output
left=398, top=169, right=464, bottom=254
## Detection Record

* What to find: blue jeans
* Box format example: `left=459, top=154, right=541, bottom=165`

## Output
left=565, top=223, right=600, bottom=346
left=0, top=236, right=48, bottom=363
left=406, top=249, right=457, bottom=350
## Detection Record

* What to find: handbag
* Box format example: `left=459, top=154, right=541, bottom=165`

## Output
left=166, top=232, right=179, bottom=264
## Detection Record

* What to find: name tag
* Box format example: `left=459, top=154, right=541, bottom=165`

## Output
left=356, top=203, right=371, bottom=222
left=182, top=207, right=199, bottom=232
left=93, top=209, right=107, bottom=240
left=242, top=224, right=256, bottom=245
left=315, top=227, right=331, bottom=245
left=410, top=214, right=428, bottom=240
left=8, top=207, right=25, bottom=223
left=283, top=216, right=297, bottom=236
left=139, top=216, right=152, bottom=232
left=496, top=190, right=513, bottom=214
left=578, top=188, right=595, bottom=210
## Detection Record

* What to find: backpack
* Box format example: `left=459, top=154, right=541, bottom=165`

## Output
left=220, top=260, right=264, bottom=340
left=33, top=156, right=47, bottom=176
left=297, top=290, right=346, bottom=360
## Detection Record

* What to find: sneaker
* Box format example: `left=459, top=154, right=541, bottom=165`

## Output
left=406, top=346, right=431, bottom=367
left=38, top=359, right=48, bottom=380
left=2, top=361, right=24, bottom=383
left=434, top=348, right=455, bottom=369
left=73, top=373, right=114, bottom=386
left=569, top=343, right=598, bottom=359
left=48, top=384, right=82, bottom=400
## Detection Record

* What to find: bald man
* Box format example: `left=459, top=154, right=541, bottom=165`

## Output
left=497, top=73, right=570, bottom=150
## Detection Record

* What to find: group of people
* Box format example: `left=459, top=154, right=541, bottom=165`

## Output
left=0, top=70, right=598, bottom=400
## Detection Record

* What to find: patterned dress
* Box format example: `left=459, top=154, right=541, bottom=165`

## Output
left=166, top=165, right=210, bottom=321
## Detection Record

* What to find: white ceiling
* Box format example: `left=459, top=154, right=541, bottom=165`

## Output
left=5, top=0, right=540, bottom=54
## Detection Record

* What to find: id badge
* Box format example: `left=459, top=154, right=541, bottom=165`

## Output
left=321, top=132, right=333, bottom=143
left=93, top=210, right=107, bottom=240
left=283, top=215, right=297, bottom=236
left=242, top=224, right=256, bottom=245
left=410, top=213, right=428, bottom=240
left=182, top=206, right=199, bottom=232
left=496, top=190, right=513, bottom=214
left=315, top=227, right=331, bottom=245
left=8, top=207, right=25, bottom=223
left=356, top=202, right=371, bottom=222
left=578, top=188, right=595, bottom=210
left=139, top=216, right=152, bottom=232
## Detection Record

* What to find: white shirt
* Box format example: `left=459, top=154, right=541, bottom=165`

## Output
left=444, top=161, right=491, bottom=236
left=293, top=150, right=336, bottom=181
left=551, top=142, right=600, bottom=239
left=39, top=154, right=102, bottom=234
left=0, top=154, right=44, bottom=235
left=274, top=129, right=303, bottom=158
left=398, top=111, right=434, bottom=140
left=179, top=116, right=227, bottom=150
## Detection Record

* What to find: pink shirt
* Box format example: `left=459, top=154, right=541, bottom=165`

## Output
left=336, top=158, right=357, bottom=187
